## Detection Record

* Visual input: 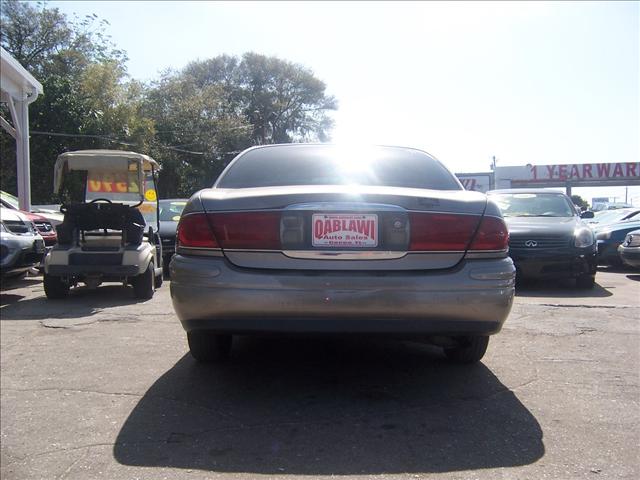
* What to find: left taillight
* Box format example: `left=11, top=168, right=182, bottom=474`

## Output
left=177, top=213, right=219, bottom=248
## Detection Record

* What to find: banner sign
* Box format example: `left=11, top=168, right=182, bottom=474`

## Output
left=500, top=162, right=640, bottom=187
left=455, top=173, right=493, bottom=192
left=87, top=172, right=140, bottom=193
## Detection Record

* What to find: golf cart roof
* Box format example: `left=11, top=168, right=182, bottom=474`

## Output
left=54, top=150, right=159, bottom=194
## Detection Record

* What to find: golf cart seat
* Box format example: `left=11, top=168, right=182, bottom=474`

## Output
left=57, top=203, right=145, bottom=247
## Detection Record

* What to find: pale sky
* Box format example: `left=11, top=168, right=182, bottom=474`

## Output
left=50, top=0, right=639, bottom=204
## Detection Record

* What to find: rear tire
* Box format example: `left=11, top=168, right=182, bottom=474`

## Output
left=576, top=274, right=595, bottom=289
left=43, top=274, right=70, bottom=299
left=133, top=261, right=154, bottom=299
left=154, top=272, right=163, bottom=289
left=444, top=336, right=489, bottom=364
left=187, top=331, right=232, bottom=362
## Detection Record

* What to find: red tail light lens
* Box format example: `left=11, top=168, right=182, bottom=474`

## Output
left=208, top=212, right=281, bottom=249
left=409, top=213, right=479, bottom=251
left=468, top=215, right=509, bottom=251
left=177, top=213, right=219, bottom=248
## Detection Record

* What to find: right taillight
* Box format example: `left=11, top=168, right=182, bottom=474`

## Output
left=468, top=215, right=509, bottom=251
left=409, top=213, right=479, bottom=251
left=177, top=213, right=219, bottom=248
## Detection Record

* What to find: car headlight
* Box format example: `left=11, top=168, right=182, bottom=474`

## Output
left=596, top=230, right=612, bottom=241
left=624, top=233, right=640, bottom=247
left=575, top=228, right=595, bottom=247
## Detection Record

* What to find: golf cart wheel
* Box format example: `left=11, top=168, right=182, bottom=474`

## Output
left=43, top=274, right=70, bottom=299
left=444, top=336, right=489, bottom=364
left=576, top=274, right=595, bottom=289
left=133, top=262, right=155, bottom=300
left=187, top=331, right=232, bottom=363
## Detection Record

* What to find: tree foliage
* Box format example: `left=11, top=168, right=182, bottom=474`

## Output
left=0, top=0, right=150, bottom=202
left=145, top=53, right=337, bottom=197
left=0, top=1, right=337, bottom=201
left=571, top=194, right=589, bottom=210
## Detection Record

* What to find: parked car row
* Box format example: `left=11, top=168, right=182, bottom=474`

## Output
left=594, top=219, right=640, bottom=267
left=1, top=190, right=58, bottom=248
left=2, top=146, right=637, bottom=366
left=1, top=207, right=46, bottom=279
left=617, top=229, right=640, bottom=268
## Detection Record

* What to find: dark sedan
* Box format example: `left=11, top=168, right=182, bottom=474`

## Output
left=159, top=199, right=188, bottom=268
left=618, top=229, right=640, bottom=269
left=487, top=189, right=597, bottom=289
left=595, top=220, right=640, bottom=266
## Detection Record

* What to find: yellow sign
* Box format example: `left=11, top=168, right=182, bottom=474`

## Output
left=144, top=189, right=157, bottom=202
left=87, top=172, right=139, bottom=193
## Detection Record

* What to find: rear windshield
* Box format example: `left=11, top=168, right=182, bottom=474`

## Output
left=216, top=145, right=461, bottom=190
left=159, top=201, right=187, bottom=221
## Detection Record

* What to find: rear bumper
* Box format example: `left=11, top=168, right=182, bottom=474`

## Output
left=47, top=264, right=140, bottom=276
left=509, top=247, right=597, bottom=279
left=1, top=246, right=44, bottom=274
left=170, top=255, right=515, bottom=335
left=598, top=240, right=622, bottom=264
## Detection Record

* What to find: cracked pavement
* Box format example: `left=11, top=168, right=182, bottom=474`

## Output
left=1, top=269, right=638, bottom=479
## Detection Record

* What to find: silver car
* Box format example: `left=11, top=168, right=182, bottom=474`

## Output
left=170, top=144, right=515, bottom=363
left=1, top=207, right=46, bottom=279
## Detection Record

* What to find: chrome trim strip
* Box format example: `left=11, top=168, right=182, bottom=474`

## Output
left=222, top=249, right=283, bottom=253
left=282, top=250, right=407, bottom=260
left=177, top=247, right=224, bottom=257
left=465, top=250, right=509, bottom=259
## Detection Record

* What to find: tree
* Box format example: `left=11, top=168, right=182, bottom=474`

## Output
left=571, top=194, right=589, bottom=210
left=145, top=53, right=337, bottom=197
left=1, top=2, right=338, bottom=201
left=0, top=0, right=151, bottom=202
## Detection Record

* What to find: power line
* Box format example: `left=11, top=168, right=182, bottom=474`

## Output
left=29, top=130, right=206, bottom=155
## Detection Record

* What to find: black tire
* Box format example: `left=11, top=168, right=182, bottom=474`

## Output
left=133, top=261, right=154, bottom=299
left=43, top=274, right=70, bottom=299
left=576, top=274, right=596, bottom=289
left=444, top=336, right=489, bottom=364
left=154, top=272, right=163, bottom=289
left=187, top=331, right=232, bottom=362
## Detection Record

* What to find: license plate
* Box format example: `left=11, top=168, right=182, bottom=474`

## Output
left=312, top=213, right=378, bottom=248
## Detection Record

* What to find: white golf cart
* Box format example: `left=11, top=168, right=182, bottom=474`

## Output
left=43, top=150, right=163, bottom=300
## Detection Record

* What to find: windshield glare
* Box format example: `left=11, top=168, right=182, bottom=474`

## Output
left=491, top=193, right=575, bottom=218
left=216, top=145, right=461, bottom=190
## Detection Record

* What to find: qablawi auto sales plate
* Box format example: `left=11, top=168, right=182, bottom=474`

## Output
left=312, top=213, right=378, bottom=248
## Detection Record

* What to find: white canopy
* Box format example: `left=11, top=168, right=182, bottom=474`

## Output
left=53, top=150, right=160, bottom=194
left=0, top=47, right=43, bottom=211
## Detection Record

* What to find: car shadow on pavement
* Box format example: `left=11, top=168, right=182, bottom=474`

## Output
left=114, top=337, right=544, bottom=475
left=515, top=279, right=612, bottom=298
left=0, top=284, right=146, bottom=321
left=0, top=276, right=41, bottom=292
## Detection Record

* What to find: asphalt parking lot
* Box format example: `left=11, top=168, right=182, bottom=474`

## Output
left=1, top=268, right=638, bottom=480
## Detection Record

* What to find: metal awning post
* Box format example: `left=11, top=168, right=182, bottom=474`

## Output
left=15, top=96, right=32, bottom=210
left=0, top=47, right=43, bottom=211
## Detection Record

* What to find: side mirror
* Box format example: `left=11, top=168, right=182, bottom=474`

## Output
left=581, top=211, right=595, bottom=219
